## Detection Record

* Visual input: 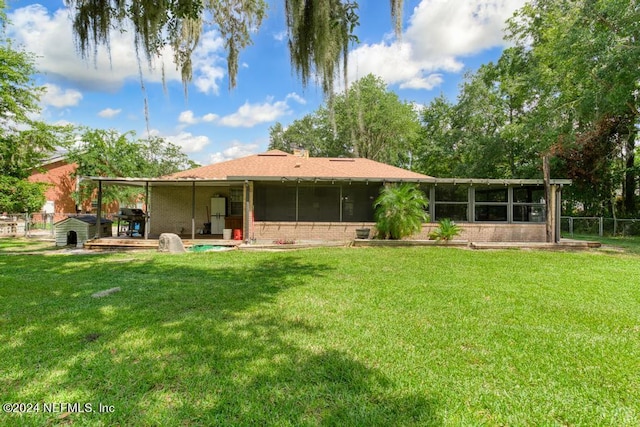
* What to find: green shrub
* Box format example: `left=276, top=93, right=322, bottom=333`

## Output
left=374, top=183, right=428, bottom=240
left=429, top=218, right=461, bottom=241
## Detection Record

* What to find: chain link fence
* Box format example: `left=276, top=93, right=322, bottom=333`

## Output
left=0, top=212, right=120, bottom=237
left=561, top=216, right=640, bottom=237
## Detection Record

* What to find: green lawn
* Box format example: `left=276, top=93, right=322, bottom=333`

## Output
left=571, top=234, right=640, bottom=255
left=1, top=241, right=639, bottom=426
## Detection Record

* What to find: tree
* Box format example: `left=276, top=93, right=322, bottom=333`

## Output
left=334, top=74, right=421, bottom=165
left=415, top=0, right=639, bottom=216
left=415, top=53, right=542, bottom=180
left=373, top=183, right=428, bottom=240
left=506, top=0, right=640, bottom=215
left=0, top=2, right=71, bottom=212
left=65, top=0, right=404, bottom=98
left=68, top=129, right=195, bottom=206
left=0, top=177, right=47, bottom=214
left=269, top=74, right=421, bottom=167
left=268, top=114, right=335, bottom=157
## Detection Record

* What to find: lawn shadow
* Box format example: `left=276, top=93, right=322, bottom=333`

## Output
left=0, top=251, right=440, bottom=425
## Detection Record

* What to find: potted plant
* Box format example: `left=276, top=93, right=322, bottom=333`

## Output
left=355, top=228, right=370, bottom=239
left=373, top=183, right=428, bottom=240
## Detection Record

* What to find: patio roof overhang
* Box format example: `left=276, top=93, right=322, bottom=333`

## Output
left=81, top=176, right=572, bottom=186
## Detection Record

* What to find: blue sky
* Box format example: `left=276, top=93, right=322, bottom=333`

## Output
left=6, top=0, right=526, bottom=165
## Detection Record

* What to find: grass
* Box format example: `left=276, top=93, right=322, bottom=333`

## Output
left=0, top=237, right=60, bottom=254
left=570, top=234, right=640, bottom=255
left=1, top=240, right=639, bottom=425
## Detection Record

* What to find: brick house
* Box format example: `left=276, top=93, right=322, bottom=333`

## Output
left=86, top=150, right=570, bottom=243
left=28, top=157, right=118, bottom=222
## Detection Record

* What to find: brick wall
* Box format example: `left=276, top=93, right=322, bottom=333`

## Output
left=253, top=222, right=547, bottom=242
left=150, top=186, right=231, bottom=236
left=150, top=184, right=547, bottom=243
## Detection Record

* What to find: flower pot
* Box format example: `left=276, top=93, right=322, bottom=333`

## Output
left=355, top=228, right=370, bottom=239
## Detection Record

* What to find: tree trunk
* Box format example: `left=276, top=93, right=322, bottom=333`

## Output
left=624, top=125, right=637, bottom=215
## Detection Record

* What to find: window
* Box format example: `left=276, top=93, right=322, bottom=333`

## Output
left=342, top=184, right=379, bottom=222
left=229, top=188, right=243, bottom=216
left=298, top=185, right=340, bottom=222
left=434, top=185, right=469, bottom=222
left=513, top=186, right=545, bottom=222
left=254, top=182, right=376, bottom=222
left=253, top=183, right=296, bottom=221
left=474, top=186, right=508, bottom=222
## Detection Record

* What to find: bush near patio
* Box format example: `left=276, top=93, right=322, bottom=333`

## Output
left=373, top=183, right=428, bottom=240
left=429, top=218, right=462, bottom=241
left=1, top=241, right=639, bottom=425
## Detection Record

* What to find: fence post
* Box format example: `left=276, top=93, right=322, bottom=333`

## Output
left=569, top=217, right=574, bottom=237
left=599, top=217, right=603, bottom=237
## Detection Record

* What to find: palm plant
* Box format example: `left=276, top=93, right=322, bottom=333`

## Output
left=429, top=218, right=461, bottom=241
left=374, top=183, right=428, bottom=240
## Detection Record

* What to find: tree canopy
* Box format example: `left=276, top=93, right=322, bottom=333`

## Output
left=0, top=2, right=72, bottom=212
left=269, top=73, right=421, bottom=166
left=65, top=0, right=404, bottom=97
left=414, top=0, right=639, bottom=217
left=68, top=128, right=197, bottom=206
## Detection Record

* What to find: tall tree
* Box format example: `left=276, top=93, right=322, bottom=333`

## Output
left=68, top=129, right=195, bottom=206
left=0, top=2, right=71, bottom=213
left=415, top=50, right=542, bottom=179
left=506, top=0, right=640, bottom=215
left=65, top=0, right=404, bottom=98
left=268, top=74, right=421, bottom=166
left=335, top=74, right=420, bottom=165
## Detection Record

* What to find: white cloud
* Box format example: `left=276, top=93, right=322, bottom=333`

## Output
left=273, top=30, right=288, bottom=42
left=178, top=95, right=297, bottom=129
left=98, top=108, right=122, bottom=118
left=202, top=113, right=219, bottom=122
left=405, top=0, right=526, bottom=60
left=7, top=5, right=225, bottom=93
left=178, top=110, right=199, bottom=125
left=346, top=0, right=526, bottom=91
left=191, top=30, right=226, bottom=95
left=207, top=142, right=260, bottom=164
left=218, top=98, right=291, bottom=128
left=286, top=92, right=307, bottom=105
left=347, top=42, right=456, bottom=91
left=164, top=131, right=211, bottom=154
left=177, top=110, right=218, bottom=127
left=41, top=83, right=82, bottom=107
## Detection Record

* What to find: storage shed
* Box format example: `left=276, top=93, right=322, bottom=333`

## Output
left=55, top=215, right=112, bottom=247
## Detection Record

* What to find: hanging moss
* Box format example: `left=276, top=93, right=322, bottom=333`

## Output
left=65, top=0, right=404, bottom=97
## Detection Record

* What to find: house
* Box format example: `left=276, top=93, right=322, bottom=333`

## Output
left=28, top=156, right=80, bottom=222
left=84, top=150, right=570, bottom=243
left=28, top=156, right=119, bottom=223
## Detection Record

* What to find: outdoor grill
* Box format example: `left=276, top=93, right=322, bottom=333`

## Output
left=115, top=208, right=146, bottom=237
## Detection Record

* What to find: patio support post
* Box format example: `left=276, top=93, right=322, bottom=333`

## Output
left=555, top=185, right=562, bottom=243
left=96, top=180, right=102, bottom=239
left=543, top=155, right=553, bottom=243
left=244, top=181, right=250, bottom=243
left=191, top=182, right=196, bottom=240
left=144, top=181, right=149, bottom=240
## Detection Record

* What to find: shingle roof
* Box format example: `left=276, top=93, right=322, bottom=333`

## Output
left=167, top=150, right=431, bottom=181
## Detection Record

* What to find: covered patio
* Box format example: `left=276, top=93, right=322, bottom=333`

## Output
left=83, top=176, right=571, bottom=246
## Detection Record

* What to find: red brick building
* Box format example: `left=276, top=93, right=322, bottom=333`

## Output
left=29, top=157, right=118, bottom=222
